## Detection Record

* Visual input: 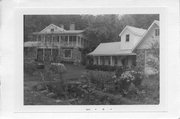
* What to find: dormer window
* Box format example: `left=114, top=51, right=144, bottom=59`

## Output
left=51, top=28, right=54, bottom=32
left=155, top=28, right=159, bottom=36
left=126, top=34, right=130, bottom=42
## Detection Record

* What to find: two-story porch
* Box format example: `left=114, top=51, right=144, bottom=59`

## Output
left=24, top=24, right=87, bottom=63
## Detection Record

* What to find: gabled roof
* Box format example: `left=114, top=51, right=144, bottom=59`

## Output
left=88, top=42, right=136, bottom=56
left=40, top=24, right=66, bottom=33
left=32, top=24, right=84, bottom=35
left=119, top=25, right=147, bottom=36
left=88, top=20, right=159, bottom=56
left=132, top=20, right=159, bottom=51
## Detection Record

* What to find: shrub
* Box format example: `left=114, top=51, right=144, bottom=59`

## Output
left=87, top=71, right=114, bottom=90
left=114, top=69, right=144, bottom=96
left=24, top=62, right=37, bottom=76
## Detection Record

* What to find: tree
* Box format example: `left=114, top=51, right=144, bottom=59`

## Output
left=83, top=15, right=123, bottom=52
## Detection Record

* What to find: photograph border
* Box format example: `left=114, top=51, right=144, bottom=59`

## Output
left=15, top=7, right=167, bottom=113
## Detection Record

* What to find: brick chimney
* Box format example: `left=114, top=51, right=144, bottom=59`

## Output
left=69, top=23, right=75, bottom=30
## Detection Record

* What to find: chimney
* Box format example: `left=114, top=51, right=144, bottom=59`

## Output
left=69, top=23, right=75, bottom=30
left=59, top=24, right=64, bottom=29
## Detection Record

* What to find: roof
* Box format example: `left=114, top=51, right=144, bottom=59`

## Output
left=132, top=20, right=159, bottom=51
left=24, top=41, right=39, bottom=47
left=32, top=24, right=84, bottom=35
left=89, top=20, right=159, bottom=56
left=88, top=42, right=136, bottom=56
left=119, top=25, right=147, bottom=36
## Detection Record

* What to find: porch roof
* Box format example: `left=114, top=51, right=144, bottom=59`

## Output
left=24, top=41, right=39, bottom=47
left=88, top=42, right=136, bottom=56
left=32, top=30, right=84, bottom=35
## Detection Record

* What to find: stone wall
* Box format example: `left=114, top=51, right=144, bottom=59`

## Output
left=135, top=48, right=159, bottom=74
left=25, top=47, right=83, bottom=63
left=135, top=49, right=146, bottom=71
left=60, top=48, right=82, bottom=63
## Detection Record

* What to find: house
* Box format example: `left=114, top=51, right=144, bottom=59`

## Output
left=24, top=24, right=87, bottom=63
left=88, top=20, right=159, bottom=72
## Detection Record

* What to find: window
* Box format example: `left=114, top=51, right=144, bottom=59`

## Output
left=126, top=34, right=130, bottom=42
left=155, top=28, right=159, bottom=36
left=51, top=28, right=54, bottom=32
left=64, top=49, right=72, bottom=58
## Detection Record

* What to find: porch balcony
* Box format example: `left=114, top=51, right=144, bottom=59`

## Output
left=37, top=41, right=84, bottom=48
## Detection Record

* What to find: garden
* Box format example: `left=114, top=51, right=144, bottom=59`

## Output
left=24, top=61, right=159, bottom=105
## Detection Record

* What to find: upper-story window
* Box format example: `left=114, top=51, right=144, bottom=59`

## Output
left=126, top=34, right=130, bottom=42
left=51, top=28, right=54, bottom=32
left=155, top=28, right=159, bottom=36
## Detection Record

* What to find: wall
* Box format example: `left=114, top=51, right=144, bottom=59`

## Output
left=137, top=24, right=159, bottom=49
left=120, top=28, right=143, bottom=49
left=135, top=23, right=159, bottom=73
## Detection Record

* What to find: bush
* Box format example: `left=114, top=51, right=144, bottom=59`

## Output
left=114, top=69, right=144, bottom=96
left=24, top=62, right=37, bottom=75
left=87, top=71, right=115, bottom=91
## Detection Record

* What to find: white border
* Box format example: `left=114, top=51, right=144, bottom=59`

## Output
left=13, top=8, right=167, bottom=113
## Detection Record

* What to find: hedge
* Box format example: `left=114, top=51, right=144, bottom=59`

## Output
left=85, top=64, right=129, bottom=72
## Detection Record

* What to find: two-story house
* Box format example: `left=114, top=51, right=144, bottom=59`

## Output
left=88, top=20, right=159, bottom=73
left=24, top=24, right=87, bottom=63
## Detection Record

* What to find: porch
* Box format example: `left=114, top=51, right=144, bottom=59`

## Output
left=91, top=55, right=136, bottom=67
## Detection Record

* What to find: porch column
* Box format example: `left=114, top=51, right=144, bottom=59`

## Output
left=80, top=37, right=82, bottom=47
left=59, top=35, right=61, bottom=45
left=76, top=36, right=78, bottom=47
left=50, top=48, right=53, bottom=61
left=36, top=48, right=38, bottom=60
left=110, top=56, right=113, bottom=66
left=67, top=35, right=69, bottom=46
left=36, top=35, right=38, bottom=41
left=43, top=48, right=45, bottom=61
left=93, top=56, right=96, bottom=65
left=98, top=56, right=100, bottom=65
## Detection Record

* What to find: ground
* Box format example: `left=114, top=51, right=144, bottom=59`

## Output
left=24, top=63, right=159, bottom=105
left=24, top=63, right=86, bottom=105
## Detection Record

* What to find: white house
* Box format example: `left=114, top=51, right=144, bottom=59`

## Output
left=24, top=23, right=87, bottom=63
left=88, top=20, right=159, bottom=72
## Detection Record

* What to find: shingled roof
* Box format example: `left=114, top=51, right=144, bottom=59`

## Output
left=119, top=25, right=147, bottom=36
left=32, top=24, right=84, bottom=35
left=88, top=42, right=136, bottom=56
left=88, top=20, right=159, bottom=56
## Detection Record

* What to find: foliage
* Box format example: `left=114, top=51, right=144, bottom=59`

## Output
left=146, top=41, right=159, bottom=72
left=86, top=71, right=114, bottom=90
left=114, top=70, right=144, bottom=95
left=86, top=64, right=119, bottom=71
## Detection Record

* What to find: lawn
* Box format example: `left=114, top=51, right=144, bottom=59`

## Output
left=24, top=63, right=159, bottom=105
